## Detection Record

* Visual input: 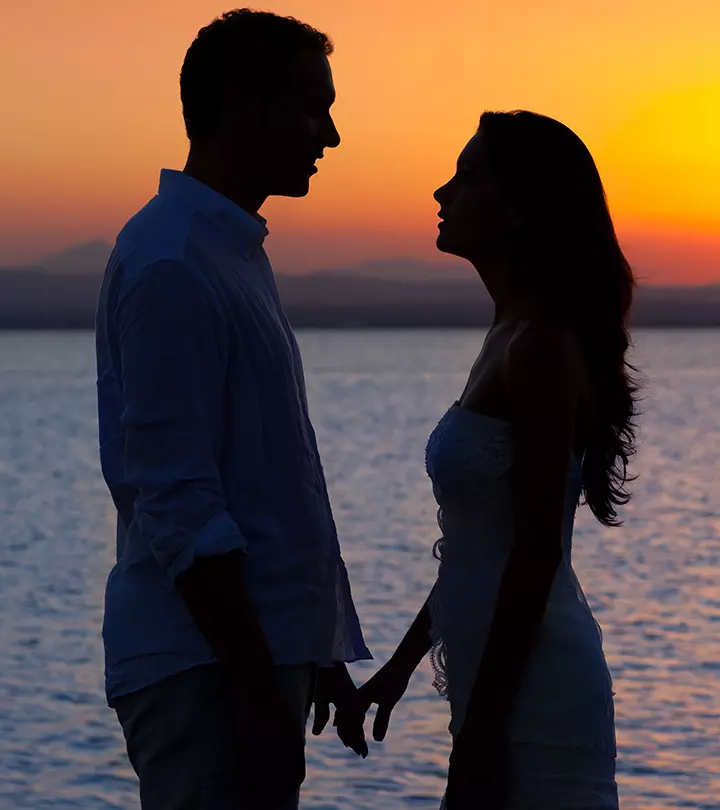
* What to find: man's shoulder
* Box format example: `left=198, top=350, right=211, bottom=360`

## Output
left=98, top=196, right=222, bottom=323
left=110, top=195, right=197, bottom=284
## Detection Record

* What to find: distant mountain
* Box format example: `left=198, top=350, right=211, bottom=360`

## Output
left=276, top=272, right=494, bottom=327
left=0, top=251, right=718, bottom=328
left=275, top=275, right=720, bottom=328
left=0, top=268, right=101, bottom=328
left=13, top=246, right=467, bottom=281
left=33, top=241, right=114, bottom=275
left=314, top=257, right=469, bottom=282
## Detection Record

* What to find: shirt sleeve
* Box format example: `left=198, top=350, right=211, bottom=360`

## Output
left=115, top=259, right=246, bottom=581
left=332, top=558, right=373, bottom=663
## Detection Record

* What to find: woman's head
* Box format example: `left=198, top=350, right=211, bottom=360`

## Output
left=435, top=111, right=629, bottom=304
left=436, top=110, right=638, bottom=526
left=434, top=130, right=513, bottom=263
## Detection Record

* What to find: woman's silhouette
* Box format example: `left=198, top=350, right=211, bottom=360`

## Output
left=355, top=111, right=638, bottom=809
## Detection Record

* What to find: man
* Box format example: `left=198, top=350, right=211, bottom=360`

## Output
left=95, top=10, right=371, bottom=809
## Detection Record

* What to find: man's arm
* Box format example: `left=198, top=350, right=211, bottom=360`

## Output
left=116, top=259, right=275, bottom=686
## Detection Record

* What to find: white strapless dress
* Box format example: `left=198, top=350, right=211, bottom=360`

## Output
left=426, top=404, right=619, bottom=809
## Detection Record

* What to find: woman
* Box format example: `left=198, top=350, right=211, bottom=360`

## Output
left=352, top=111, right=638, bottom=808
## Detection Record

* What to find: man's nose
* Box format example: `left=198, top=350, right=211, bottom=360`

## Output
left=324, top=116, right=341, bottom=149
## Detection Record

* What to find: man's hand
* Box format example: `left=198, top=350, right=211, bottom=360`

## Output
left=241, top=680, right=306, bottom=806
left=354, top=660, right=413, bottom=742
left=312, top=663, right=368, bottom=758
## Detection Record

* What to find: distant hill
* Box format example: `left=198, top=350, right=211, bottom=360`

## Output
left=0, top=268, right=102, bottom=328
left=312, top=257, right=469, bottom=282
left=277, top=275, right=720, bottom=328
left=0, top=251, right=718, bottom=328
left=35, top=241, right=114, bottom=275
left=11, top=243, right=468, bottom=281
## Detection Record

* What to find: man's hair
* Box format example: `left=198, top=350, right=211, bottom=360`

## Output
left=180, top=8, right=333, bottom=142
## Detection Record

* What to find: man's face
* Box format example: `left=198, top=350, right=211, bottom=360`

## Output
left=225, top=52, right=340, bottom=199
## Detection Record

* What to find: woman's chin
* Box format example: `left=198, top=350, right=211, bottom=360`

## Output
left=435, top=233, right=453, bottom=254
left=435, top=232, right=462, bottom=258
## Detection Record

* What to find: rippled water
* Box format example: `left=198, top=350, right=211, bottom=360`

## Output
left=0, top=329, right=718, bottom=809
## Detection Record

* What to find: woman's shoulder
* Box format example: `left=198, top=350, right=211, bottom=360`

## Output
left=501, top=320, right=589, bottom=416
left=506, top=319, right=584, bottom=370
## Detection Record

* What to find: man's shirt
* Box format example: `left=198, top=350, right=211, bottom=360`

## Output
left=96, top=169, right=370, bottom=704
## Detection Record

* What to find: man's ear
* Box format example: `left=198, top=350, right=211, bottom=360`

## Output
left=221, top=85, right=263, bottom=134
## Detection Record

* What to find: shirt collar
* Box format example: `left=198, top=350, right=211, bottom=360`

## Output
left=158, top=169, right=269, bottom=257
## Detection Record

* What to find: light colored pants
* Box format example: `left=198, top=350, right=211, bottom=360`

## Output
left=115, top=663, right=316, bottom=810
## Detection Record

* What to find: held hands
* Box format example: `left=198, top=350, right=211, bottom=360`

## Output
left=312, top=663, right=369, bottom=758
left=354, top=659, right=413, bottom=742
left=312, top=659, right=413, bottom=756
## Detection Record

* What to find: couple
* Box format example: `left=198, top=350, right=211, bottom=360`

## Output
left=95, top=9, right=637, bottom=810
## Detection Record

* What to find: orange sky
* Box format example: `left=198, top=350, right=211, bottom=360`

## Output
left=1, top=0, right=719, bottom=281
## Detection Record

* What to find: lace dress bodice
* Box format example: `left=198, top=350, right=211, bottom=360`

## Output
left=425, top=404, right=616, bottom=752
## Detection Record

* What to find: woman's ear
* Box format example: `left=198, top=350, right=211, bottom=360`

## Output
left=501, top=200, right=524, bottom=236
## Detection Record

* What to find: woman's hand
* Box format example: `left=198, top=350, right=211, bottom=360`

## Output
left=330, top=591, right=432, bottom=751
left=353, top=659, right=414, bottom=742
left=445, top=723, right=509, bottom=810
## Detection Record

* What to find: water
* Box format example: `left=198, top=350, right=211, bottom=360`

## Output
left=0, top=329, right=718, bottom=809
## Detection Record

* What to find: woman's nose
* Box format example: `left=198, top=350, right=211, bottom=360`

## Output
left=434, top=183, right=449, bottom=205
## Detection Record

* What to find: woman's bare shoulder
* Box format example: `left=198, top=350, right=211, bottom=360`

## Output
left=506, top=320, right=584, bottom=371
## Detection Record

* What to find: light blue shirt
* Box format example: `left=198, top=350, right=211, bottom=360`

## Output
left=96, top=169, right=371, bottom=705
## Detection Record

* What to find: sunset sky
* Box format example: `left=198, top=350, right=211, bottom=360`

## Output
left=1, top=0, right=719, bottom=282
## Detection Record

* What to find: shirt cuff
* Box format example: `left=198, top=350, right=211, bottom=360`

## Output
left=331, top=561, right=373, bottom=663
left=151, top=511, right=247, bottom=582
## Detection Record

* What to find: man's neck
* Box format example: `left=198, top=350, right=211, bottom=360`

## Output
left=183, top=149, right=267, bottom=218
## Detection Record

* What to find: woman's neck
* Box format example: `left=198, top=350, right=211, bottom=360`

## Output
left=470, top=254, right=537, bottom=327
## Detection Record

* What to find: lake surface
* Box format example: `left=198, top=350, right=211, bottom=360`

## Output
left=0, top=329, right=718, bottom=809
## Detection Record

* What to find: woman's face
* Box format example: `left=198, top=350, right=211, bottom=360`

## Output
left=434, top=130, right=516, bottom=263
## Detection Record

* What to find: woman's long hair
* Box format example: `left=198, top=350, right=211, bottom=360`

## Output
left=480, top=110, right=639, bottom=526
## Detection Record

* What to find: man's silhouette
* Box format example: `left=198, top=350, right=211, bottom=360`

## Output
left=95, top=10, right=370, bottom=809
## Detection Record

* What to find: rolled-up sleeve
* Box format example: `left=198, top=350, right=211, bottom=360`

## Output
left=115, top=259, right=246, bottom=581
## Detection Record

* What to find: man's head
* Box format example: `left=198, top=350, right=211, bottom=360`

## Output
left=180, top=9, right=340, bottom=202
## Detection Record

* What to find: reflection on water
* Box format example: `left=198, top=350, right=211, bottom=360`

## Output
left=0, top=329, right=718, bottom=809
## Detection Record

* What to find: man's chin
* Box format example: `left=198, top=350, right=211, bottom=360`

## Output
left=273, top=178, right=312, bottom=199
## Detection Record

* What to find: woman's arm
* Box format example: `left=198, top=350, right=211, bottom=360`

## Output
left=463, top=324, right=583, bottom=733
left=353, top=586, right=436, bottom=742
left=388, top=586, right=436, bottom=673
